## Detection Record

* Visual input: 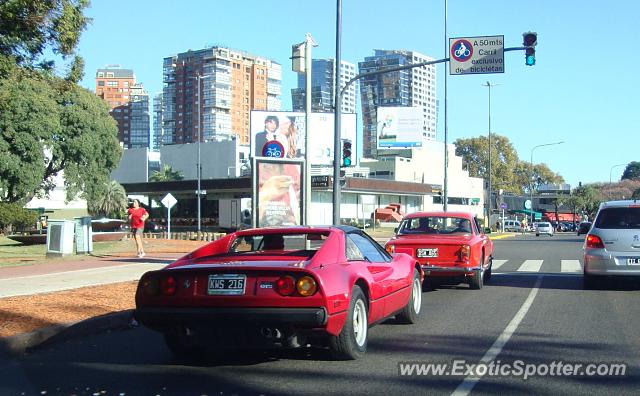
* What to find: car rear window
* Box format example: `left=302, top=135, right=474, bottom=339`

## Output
left=398, top=216, right=472, bottom=235
left=228, top=232, right=329, bottom=254
left=594, top=207, right=640, bottom=229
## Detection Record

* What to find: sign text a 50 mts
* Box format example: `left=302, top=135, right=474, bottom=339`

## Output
left=449, top=35, right=504, bottom=75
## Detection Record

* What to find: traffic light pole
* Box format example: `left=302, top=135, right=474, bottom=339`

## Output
left=330, top=46, right=529, bottom=225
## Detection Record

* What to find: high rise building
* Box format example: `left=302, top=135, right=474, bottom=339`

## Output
left=162, top=47, right=281, bottom=146
left=358, top=50, right=437, bottom=158
left=152, top=93, right=163, bottom=150
left=95, top=66, right=151, bottom=149
left=291, top=59, right=356, bottom=113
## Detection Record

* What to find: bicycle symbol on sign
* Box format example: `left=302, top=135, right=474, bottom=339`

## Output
left=266, top=147, right=282, bottom=157
left=451, top=39, right=473, bottom=62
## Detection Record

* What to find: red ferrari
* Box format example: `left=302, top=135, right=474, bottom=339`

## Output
left=135, top=226, right=422, bottom=360
left=384, top=212, right=493, bottom=289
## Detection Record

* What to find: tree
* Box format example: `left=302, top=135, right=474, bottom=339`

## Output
left=454, top=134, right=565, bottom=195
left=633, top=188, right=640, bottom=200
left=0, top=69, right=122, bottom=204
left=621, top=161, right=640, bottom=181
left=87, top=180, right=128, bottom=219
left=0, top=0, right=89, bottom=70
left=0, top=202, right=38, bottom=234
left=150, top=165, right=184, bottom=182
left=572, top=184, right=601, bottom=220
left=454, top=134, right=522, bottom=194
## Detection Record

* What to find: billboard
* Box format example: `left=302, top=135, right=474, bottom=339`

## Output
left=376, top=107, right=423, bottom=149
left=250, top=111, right=356, bottom=166
left=254, top=158, right=304, bottom=227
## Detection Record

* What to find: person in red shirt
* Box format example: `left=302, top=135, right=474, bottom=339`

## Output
left=127, top=199, right=149, bottom=258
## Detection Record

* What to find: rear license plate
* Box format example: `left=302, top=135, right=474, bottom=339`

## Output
left=207, top=274, right=246, bottom=295
left=627, top=258, right=640, bottom=265
left=417, top=248, right=438, bottom=258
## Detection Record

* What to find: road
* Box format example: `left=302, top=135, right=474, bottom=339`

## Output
left=2, top=234, right=639, bottom=395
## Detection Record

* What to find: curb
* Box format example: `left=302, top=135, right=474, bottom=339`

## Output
left=1, top=309, right=135, bottom=357
left=489, top=233, right=516, bottom=240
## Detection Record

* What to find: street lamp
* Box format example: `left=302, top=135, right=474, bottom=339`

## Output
left=609, top=163, right=627, bottom=199
left=188, top=73, right=204, bottom=233
left=482, top=81, right=500, bottom=227
left=529, top=141, right=564, bottom=226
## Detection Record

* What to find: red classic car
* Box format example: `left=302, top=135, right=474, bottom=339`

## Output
left=384, top=212, right=493, bottom=289
left=135, top=226, right=422, bottom=360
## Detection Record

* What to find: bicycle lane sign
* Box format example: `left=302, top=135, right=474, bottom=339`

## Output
left=449, top=35, right=504, bottom=75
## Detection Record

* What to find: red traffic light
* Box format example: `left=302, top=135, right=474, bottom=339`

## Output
left=523, top=32, right=537, bottom=47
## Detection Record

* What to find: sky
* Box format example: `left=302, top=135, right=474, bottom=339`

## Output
left=75, top=0, right=640, bottom=188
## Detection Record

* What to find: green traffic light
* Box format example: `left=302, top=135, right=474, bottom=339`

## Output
left=343, top=158, right=352, bottom=167
left=526, top=55, right=536, bottom=66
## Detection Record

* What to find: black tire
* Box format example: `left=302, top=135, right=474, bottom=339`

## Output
left=329, top=286, right=368, bottom=360
left=397, top=269, right=422, bottom=324
left=583, top=273, right=599, bottom=290
left=469, top=263, right=484, bottom=290
left=484, top=256, right=493, bottom=283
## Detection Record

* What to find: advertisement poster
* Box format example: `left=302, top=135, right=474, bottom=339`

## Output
left=255, top=159, right=304, bottom=227
left=250, top=111, right=356, bottom=166
left=376, top=106, right=423, bottom=149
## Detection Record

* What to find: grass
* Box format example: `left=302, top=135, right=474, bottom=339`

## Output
left=0, top=236, right=132, bottom=267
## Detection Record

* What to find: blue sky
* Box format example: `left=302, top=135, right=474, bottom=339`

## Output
left=76, top=0, right=639, bottom=187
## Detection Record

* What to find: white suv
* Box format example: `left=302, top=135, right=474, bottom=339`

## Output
left=583, top=200, right=640, bottom=289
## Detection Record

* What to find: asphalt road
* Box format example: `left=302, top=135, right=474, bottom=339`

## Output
left=2, top=233, right=640, bottom=395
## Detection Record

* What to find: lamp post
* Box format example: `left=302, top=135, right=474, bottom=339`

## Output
left=529, top=141, right=564, bottom=226
left=609, top=163, right=627, bottom=199
left=188, top=73, right=203, bottom=233
left=482, top=81, right=500, bottom=227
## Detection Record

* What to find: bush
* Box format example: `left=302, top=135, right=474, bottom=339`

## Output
left=0, top=203, right=38, bottom=234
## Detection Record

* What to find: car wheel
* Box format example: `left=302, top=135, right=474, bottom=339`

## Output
left=583, top=273, right=600, bottom=290
left=329, top=285, right=368, bottom=360
left=469, top=264, right=484, bottom=290
left=484, top=256, right=493, bottom=283
left=397, top=269, right=422, bottom=324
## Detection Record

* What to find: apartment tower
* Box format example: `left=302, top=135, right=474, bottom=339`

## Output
left=358, top=50, right=437, bottom=158
left=291, top=59, right=356, bottom=113
left=161, top=47, right=281, bottom=146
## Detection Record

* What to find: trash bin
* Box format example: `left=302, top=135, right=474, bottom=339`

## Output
left=75, top=216, right=93, bottom=254
left=46, top=220, right=75, bottom=257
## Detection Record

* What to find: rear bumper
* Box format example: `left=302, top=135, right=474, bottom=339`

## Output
left=421, top=265, right=481, bottom=276
left=584, top=250, right=640, bottom=276
left=135, top=306, right=328, bottom=329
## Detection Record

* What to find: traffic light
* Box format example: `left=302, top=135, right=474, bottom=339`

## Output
left=341, top=139, right=352, bottom=167
left=522, top=32, right=537, bottom=66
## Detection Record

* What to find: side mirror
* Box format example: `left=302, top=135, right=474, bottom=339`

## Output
left=394, top=227, right=399, bottom=234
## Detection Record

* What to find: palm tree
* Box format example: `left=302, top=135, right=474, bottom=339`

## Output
left=88, top=180, right=128, bottom=218
left=150, top=165, right=184, bottom=182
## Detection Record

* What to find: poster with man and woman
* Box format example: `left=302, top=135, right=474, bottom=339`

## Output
left=250, top=111, right=356, bottom=166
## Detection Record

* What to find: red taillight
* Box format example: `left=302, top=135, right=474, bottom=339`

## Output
left=585, top=234, right=605, bottom=249
left=142, top=277, right=160, bottom=296
left=276, top=275, right=296, bottom=296
left=160, top=276, right=177, bottom=296
left=459, top=245, right=470, bottom=261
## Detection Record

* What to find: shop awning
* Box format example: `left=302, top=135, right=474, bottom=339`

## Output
left=512, top=209, right=542, bottom=220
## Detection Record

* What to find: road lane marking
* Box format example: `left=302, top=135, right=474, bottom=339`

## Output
left=561, top=259, right=582, bottom=273
left=492, top=259, right=508, bottom=270
left=517, top=259, right=543, bottom=272
left=452, top=275, right=544, bottom=396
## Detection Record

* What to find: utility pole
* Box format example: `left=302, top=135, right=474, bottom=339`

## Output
left=332, top=0, right=342, bottom=225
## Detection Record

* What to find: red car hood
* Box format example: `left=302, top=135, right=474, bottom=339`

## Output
left=389, top=234, right=473, bottom=245
left=165, top=257, right=311, bottom=270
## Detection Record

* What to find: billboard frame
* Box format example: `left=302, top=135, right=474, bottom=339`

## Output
left=252, top=157, right=305, bottom=228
